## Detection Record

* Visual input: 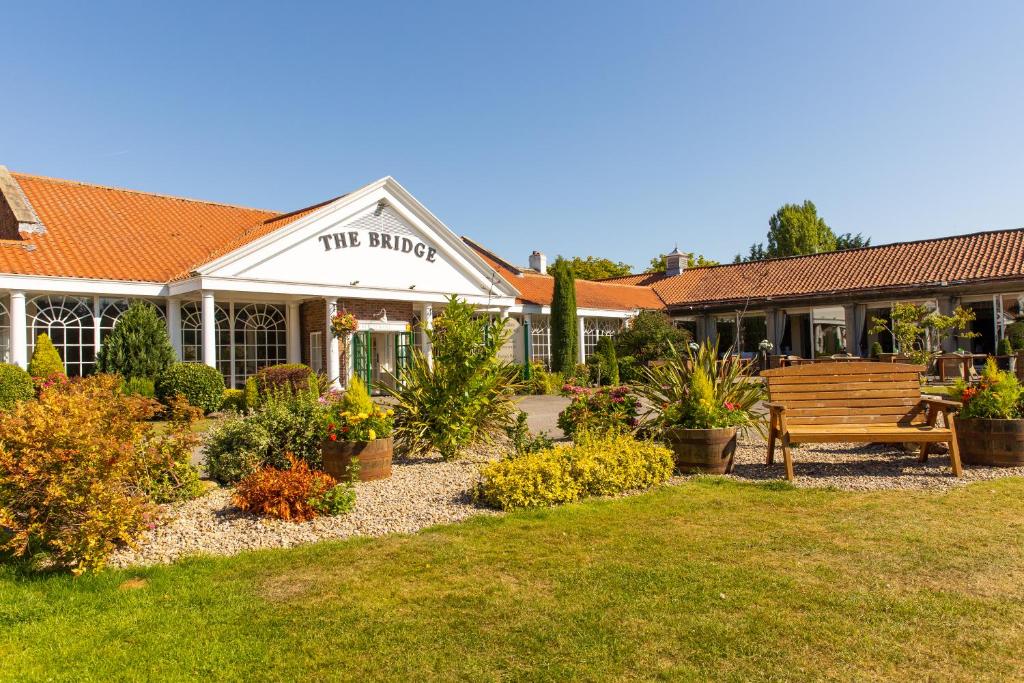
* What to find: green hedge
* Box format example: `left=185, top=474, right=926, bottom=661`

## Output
left=156, top=363, right=225, bottom=413
left=221, top=388, right=246, bottom=412
left=0, top=363, right=34, bottom=410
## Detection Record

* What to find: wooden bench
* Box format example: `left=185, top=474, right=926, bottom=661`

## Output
left=762, top=362, right=963, bottom=481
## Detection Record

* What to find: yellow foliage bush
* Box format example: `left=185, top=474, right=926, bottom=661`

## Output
left=475, top=430, right=674, bottom=511
left=0, top=374, right=198, bottom=573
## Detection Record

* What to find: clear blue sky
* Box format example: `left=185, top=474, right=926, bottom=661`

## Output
left=3, top=1, right=1022, bottom=270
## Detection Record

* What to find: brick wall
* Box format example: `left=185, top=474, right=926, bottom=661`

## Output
left=0, top=194, right=19, bottom=240
left=300, top=298, right=419, bottom=379
left=300, top=300, right=328, bottom=371
left=340, top=299, right=415, bottom=322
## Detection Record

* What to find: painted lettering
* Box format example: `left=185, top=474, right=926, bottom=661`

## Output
left=381, top=233, right=393, bottom=250
left=369, top=232, right=380, bottom=247
left=427, top=247, right=437, bottom=263
left=318, top=235, right=333, bottom=251
left=401, top=237, right=413, bottom=253
left=348, top=231, right=360, bottom=247
left=315, top=230, right=438, bottom=263
left=413, top=242, right=425, bottom=258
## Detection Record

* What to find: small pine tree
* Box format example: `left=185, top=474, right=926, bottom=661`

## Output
left=998, top=337, right=1014, bottom=356
left=341, top=375, right=375, bottom=414
left=28, top=333, right=66, bottom=379
left=870, top=341, right=884, bottom=359
left=549, top=258, right=578, bottom=372
left=96, top=301, right=176, bottom=380
left=597, top=336, right=619, bottom=385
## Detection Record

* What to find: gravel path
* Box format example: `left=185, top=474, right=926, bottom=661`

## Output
left=109, top=453, right=497, bottom=569
left=111, top=435, right=1024, bottom=568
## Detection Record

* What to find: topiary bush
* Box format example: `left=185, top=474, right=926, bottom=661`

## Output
left=0, top=363, right=34, bottom=410
left=28, top=333, right=65, bottom=380
left=156, top=362, right=225, bottom=413
left=96, top=301, right=176, bottom=381
left=255, top=363, right=314, bottom=397
left=475, top=430, right=674, bottom=511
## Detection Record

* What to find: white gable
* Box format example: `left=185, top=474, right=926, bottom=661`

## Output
left=195, top=178, right=519, bottom=304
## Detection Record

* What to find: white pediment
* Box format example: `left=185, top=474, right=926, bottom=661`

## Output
left=195, top=178, right=519, bottom=303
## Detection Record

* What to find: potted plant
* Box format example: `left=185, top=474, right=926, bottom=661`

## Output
left=955, top=359, right=1024, bottom=466
left=320, top=376, right=395, bottom=481
left=636, top=340, right=765, bottom=474
left=757, top=339, right=774, bottom=372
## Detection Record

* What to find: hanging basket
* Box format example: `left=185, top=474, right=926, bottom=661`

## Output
left=330, top=311, right=359, bottom=339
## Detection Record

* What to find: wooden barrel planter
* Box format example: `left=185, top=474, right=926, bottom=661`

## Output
left=955, top=418, right=1024, bottom=467
left=663, top=427, right=738, bottom=474
left=321, top=437, right=394, bottom=482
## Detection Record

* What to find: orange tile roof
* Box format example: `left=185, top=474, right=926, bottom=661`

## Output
left=463, top=238, right=665, bottom=311
left=649, top=228, right=1024, bottom=308
left=0, top=173, right=313, bottom=283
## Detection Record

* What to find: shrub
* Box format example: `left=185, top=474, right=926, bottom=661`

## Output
left=388, top=295, right=521, bottom=460
left=0, top=363, right=34, bottom=410
left=959, top=359, right=1023, bottom=420
left=549, top=258, right=578, bottom=372
left=255, top=363, right=314, bottom=397
left=96, top=301, right=176, bottom=380
left=1007, top=321, right=1024, bottom=352
left=28, top=333, right=65, bottom=379
left=475, top=430, right=674, bottom=511
left=870, top=341, right=884, bottom=359
left=0, top=375, right=157, bottom=572
left=121, top=376, right=156, bottom=398
left=557, top=384, right=639, bottom=439
left=204, top=415, right=274, bottom=484
left=221, top=388, right=246, bottom=412
left=617, top=355, right=641, bottom=384
left=998, top=337, right=1014, bottom=356
left=232, top=456, right=340, bottom=522
left=138, top=405, right=203, bottom=504
left=251, top=390, right=327, bottom=468
left=504, top=410, right=553, bottom=456
left=307, top=480, right=357, bottom=516
left=590, top=336, right=619, bottom=386
left=244, top=376, right=260, bottom=410
left=614, top=310, right=689, bottom=367
left=156, top=362, right=225, bottom=413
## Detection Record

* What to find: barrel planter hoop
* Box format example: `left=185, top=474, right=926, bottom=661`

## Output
left=955, top=418, right=1024, bottom=467
left=664, top=427, right=738, bottom=474
left=321, top=436, right=394, bottom=482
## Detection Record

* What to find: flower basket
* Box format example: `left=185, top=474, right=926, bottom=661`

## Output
left=663, top=426, right=738, bottom=474
left=330, top=311, right=359, bottom=339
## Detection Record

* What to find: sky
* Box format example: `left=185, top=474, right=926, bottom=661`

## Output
left=3, top=1, right=1023, bottom=270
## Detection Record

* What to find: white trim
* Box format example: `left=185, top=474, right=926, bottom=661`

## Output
left=358, top=319, right=410, bottom=332
left=0, top=275, right=165, bottom=297
left=517, top=303, right=636, bottom=318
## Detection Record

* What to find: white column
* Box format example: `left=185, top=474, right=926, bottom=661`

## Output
left=166, top=298, right=182, bottom=360
left=201, top=291, right=217, bottom=368
left=92, top=296, right=102, bottom=356
left=9, top=291, right=27, bottom=369
left=325, top=297, right=341, bottom=388
left=420, top=303, right=433, bottom=367
left=577, top=315, right=587, bottom=364
left=286, top=302, right=301, bottom=364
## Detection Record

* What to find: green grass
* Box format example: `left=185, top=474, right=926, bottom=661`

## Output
left=3, top=478, right=1024, bottom=681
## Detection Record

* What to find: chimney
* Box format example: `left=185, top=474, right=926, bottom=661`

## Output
left=529, top=250, right=547, bottom=273
left=0, top=165, right=44, bottom=240
left=665, top=246, right=687, bottom=277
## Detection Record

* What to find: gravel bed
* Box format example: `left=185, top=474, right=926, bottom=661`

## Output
left=719, top=437, right=1024, bottom=491
left=108, top=451, right=498, bottom=569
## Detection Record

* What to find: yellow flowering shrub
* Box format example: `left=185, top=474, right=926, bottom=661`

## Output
left=0, top=374, right=196, bottom=573
left=475, top=430, right=674, bottom=511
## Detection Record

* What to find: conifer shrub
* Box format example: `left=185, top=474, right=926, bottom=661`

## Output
left=121, top=376, right=156, bottom=399
left=0, top=363, right=34, bottom=410
left=27, top=333, right=65, bottom=380
left=96, top=301, right=176, bottom=381
left=155, top=362, right=225, bottom=413
left=549, top=258, right=578, bottom=372
left=475, top=430, right=674, bottom=511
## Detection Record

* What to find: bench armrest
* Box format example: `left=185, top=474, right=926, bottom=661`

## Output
left=765, top=402, right=787, bottom=413
left=920, top=396, right=961, bottom=410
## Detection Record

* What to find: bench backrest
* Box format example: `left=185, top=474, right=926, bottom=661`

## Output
left=762, top=362, right=925, bottom=426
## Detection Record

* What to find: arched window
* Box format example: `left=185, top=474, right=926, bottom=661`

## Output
left=180, top=301, right=231, bottom=380
left=0, top=300, right=9, bottom=364
left=530, top=315, right=551, bottom=369
left=27, top=295, right=96, bottom=377
left=234, top=304, right=287, bottom=384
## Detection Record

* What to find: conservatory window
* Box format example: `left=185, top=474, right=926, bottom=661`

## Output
left=27, top=295, right=95, bottom=377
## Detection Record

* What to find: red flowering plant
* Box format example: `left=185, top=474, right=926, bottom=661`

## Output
left=329, top=311, right=359, bottom=339
left=957, top=358, right=1023, bottom=420
left=556, top=384, right=639, bottom=439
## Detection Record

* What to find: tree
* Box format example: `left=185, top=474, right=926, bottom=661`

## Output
left=869, top=303, right=977, bottom=367
left=648, top=253, right=719, bottom=272
left=548, top=256, right=633, bottom=281
left=28, top=333, right=66, bottom=379
left=96, top=301, right=177, bottom=380
left=733, top=242, right=767, bottom=263
left=549, top=258, right=578, bottom=372
left=835, top=232, right=871, bottom=250
left=766, top=200, right=836, bottom=257
left=614, top=310, right=688, bottom=366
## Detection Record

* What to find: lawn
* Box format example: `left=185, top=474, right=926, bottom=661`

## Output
left=2, top=478, right=1024, bottom=682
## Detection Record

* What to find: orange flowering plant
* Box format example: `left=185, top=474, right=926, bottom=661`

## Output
left=232, top=455, right=354, bottom=521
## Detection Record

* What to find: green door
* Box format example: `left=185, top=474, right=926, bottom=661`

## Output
left=395, top=331, right=413, bottom=381
left=352, top=331, right=374, bottom=390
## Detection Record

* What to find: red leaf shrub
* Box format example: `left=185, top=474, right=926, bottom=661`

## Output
left=232, top=456, right=336, bottom=522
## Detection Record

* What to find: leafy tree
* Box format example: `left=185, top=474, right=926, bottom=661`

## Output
left=647, top=253, right=719, bottom=272
left=28, top=333, right=65, bottom=379
left=835, top=232, right=871, bottom=250
left=549, top=258, right=578, bottom=372
left=869, top=303, right=977, bottom=367
left=614, top=310, right=688, bottom=366
left=548, top=256, right=633, bottom=281
left=765, top=200, right=835, bottom=257
left=96, top=301, right=176, bottom=380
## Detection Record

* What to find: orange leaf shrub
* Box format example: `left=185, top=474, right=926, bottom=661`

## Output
left=232, top=456, right=337, bottom=522
left=0, top=374, right=160, bottom=573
